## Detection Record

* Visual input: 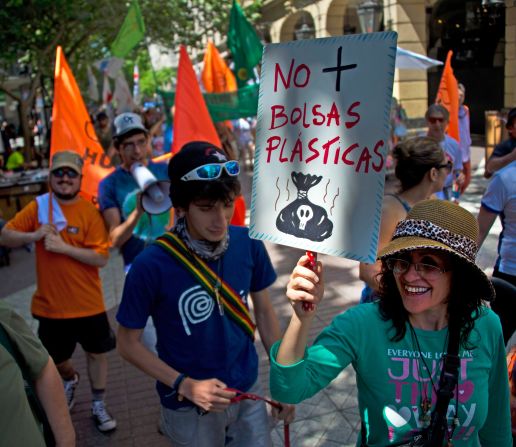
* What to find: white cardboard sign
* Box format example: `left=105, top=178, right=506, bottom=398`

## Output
left=249, top=32, right=398, bottom=263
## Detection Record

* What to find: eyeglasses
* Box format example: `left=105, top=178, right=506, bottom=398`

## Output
left=428, top=117, right=445, bottom=124
left=435, top=160, right=453, bottom=173
left=52, top=168, right=80, bottom=179
left=121, top=137, right=147, bottom=151
left=385, top=258, right=448, bottom=279
left=181, top=161, right=240, bottom=182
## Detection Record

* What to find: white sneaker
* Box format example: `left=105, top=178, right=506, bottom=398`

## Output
left=92, top=400, right=117, bottom=432
left=63, top=373, right=80, bottom=410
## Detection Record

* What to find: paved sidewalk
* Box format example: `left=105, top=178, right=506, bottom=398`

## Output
left=0, top=146, right=500, bottom=446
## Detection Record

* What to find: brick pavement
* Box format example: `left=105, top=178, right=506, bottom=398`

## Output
left=0, top=146, right=500, bottom=446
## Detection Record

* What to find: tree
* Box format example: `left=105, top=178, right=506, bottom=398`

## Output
left=0, top=0, right=262, bottom=161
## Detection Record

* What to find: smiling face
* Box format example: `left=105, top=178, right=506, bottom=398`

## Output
left=392, top=249, right=452, bottom=327
left=49, top=167, right=82, bottom=201
left=182, top=197, right=235, bottom=242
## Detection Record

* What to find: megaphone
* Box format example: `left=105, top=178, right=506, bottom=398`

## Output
left=130, top=162, right=172, bottom=215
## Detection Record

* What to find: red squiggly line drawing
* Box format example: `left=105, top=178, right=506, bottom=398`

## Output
left=286, top=178, right=290, bottom=201
left=275, top=178, right=281, bottom=211
left=330, top=188, right=340, bottom=216
left=323, top=179, right=330, bottom=203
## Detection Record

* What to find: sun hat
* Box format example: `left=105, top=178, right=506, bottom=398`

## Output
left=113, top=112, right=147, bottom=139
left=50, top=151, right=83, bottom=174
left=378, top=199, right=495, bottom=301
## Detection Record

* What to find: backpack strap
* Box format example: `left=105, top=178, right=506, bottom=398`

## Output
left=155, top=232, right=256, bottom=340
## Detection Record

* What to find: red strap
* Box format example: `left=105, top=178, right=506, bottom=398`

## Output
left=226, top=388, right=290, bottom=447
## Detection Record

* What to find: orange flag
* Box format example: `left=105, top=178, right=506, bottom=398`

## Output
left=201, top=40, right=237, bottom=93
left=51, top=46, right=113, bottom=203
left=435, top=50, right=459, bottom=142
left=171, top=45, right=221, bottom=154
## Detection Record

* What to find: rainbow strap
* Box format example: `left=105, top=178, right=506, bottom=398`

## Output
left=155, top=232, right=256, bottom=340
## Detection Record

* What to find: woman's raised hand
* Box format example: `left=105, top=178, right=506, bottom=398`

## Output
left=286, top=255, right=324, bottom=319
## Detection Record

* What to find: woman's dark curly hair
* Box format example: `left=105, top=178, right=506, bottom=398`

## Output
left=169, top=174, right=241, bottom=210
left=377, top=251, right=484, bottom=349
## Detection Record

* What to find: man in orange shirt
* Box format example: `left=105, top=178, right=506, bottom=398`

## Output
left=0, top=151, right=117, bottom=433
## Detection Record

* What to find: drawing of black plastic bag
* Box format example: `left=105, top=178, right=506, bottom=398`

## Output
left=276, top=172, right=333, bottom=242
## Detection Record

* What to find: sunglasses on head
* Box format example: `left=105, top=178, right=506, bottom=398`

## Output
left=52, top=168, right=80, bottom=179
left=435, top=160, right=453, bottom=172
left=181, top=161, right=240, bottom=182
left=428, top=117, right=445, bottom=124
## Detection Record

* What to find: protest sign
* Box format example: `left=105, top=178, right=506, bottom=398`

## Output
left=249, top=32, right=397, bottom=263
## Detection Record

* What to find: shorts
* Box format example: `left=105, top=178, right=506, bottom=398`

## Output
left=36, top=312, right=116, bottom=364
left=159, top=381, right=272, bottom=447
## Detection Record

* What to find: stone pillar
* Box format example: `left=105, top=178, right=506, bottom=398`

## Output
left=505, top=4, right=516, bottom=108
left=385, top=0, right=428, bottom=119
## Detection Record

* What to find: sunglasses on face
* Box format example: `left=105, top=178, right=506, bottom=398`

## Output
left=428, top=117, right=445, bottom=124
left=52, top=168, right=80, bottom=179
left=181, top=161, right=240, bottom=182
left=435, top=160, right=453, bottom=173
left=385, top=258, right=448, bottom=279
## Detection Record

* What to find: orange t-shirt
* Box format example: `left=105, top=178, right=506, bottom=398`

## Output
left=6, top=198, right=109, bottom=319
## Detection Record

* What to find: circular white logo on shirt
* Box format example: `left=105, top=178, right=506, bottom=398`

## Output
left=178, top=285, right=214, bottom=335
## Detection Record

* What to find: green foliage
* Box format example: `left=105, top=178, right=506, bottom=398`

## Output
left=0, top=0, right=263, bottom=103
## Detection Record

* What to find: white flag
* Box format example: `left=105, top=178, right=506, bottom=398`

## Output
left=94, top=57, right=124, bottom=79
left=102, top=74, right=112, bottom=105
left=113, top=73, right=134, bottom=113
left=87, top=66, right=99, bottom=101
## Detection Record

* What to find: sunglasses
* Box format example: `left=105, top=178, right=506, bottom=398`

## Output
left=52, top=168, right=80, bottom=179
left=435, top=160, right=453, bottom=173
left=385, top=258, right=448, bottom=279
left=181, top=161, right=240, bottom=182
left=428, top=117, right=445, bottom=124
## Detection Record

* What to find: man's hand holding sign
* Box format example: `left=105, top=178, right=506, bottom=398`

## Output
left=250, top=32, right=397, bottom=313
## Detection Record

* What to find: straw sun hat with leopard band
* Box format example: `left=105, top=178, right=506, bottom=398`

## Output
left=377, top=199, right=495, bottom=301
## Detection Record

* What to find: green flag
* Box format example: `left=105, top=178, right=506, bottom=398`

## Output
left=227, top=0, right=263, bottom=87
left=111, top=0, right=146, bottom=58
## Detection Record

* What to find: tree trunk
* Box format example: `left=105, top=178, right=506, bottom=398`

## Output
left=18, top=99, right=33, bottom=162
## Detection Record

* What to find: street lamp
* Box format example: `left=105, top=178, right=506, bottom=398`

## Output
left=294, top=22, right=315, bottom=40
left=357, top=0, right=383, bottom=34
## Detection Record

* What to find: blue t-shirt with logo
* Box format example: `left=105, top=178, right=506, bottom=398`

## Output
left=116, top=225, right=277, bottom=409
left=98, top=161, right=169, bottom=266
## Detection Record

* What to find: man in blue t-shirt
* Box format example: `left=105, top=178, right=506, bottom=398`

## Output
left=98, top=112, right=170, bottom=270
left=425, top=104, right=464, bottom=201
left=116, top=141, right=294, bottom=446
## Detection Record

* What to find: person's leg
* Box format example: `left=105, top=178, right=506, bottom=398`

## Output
left=225, top=381, right=272, bottom=447
left=37, top=317, right=80, bottom=409
left=86, top=352, right=108, bottom=391
left=78, top=313, right=117, bottom=432
left=160, top=405, right=227, bottom=447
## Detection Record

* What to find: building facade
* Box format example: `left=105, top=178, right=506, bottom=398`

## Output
left=258, top=0, right=513, bottom=133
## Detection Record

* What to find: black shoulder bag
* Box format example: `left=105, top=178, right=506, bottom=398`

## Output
left=360, top=324, right=461, bottom=447
left=0, top=323, right=56, bottom=447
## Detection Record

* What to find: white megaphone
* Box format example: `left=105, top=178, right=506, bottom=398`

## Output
left=130, top=162, right=172, bottom=215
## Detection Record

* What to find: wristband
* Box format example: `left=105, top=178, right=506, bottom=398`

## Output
left=172, top=373, right=188, bottom=401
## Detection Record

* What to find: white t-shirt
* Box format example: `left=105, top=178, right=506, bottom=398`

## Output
left=481, top=161, right=516, bottom=276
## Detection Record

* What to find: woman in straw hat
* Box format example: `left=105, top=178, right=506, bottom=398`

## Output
left=270, top=200, right=512, bottom=446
